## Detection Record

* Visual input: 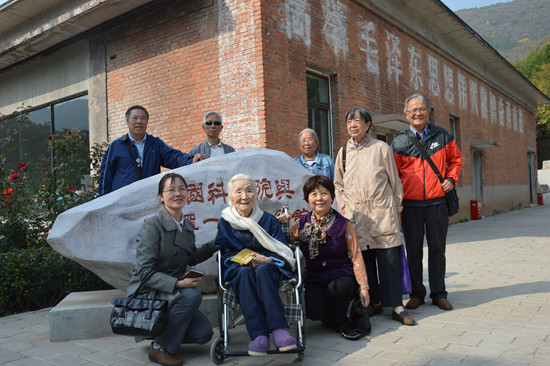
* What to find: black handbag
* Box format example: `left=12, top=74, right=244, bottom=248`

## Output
left=409, top=131, right=460, bottom=216
left=110, top=271, right=168, bottom=337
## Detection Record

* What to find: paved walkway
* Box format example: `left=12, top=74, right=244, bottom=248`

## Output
left=1, top=204, right=550, bottom=366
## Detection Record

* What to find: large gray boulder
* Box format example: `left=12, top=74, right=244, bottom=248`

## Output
left=47, top=148, right=312, bottom=290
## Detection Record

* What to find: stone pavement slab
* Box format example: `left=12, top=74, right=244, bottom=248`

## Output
left=1, top=204, right=549, bottom=365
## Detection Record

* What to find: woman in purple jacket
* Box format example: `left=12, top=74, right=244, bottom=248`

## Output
left=291, top=175, right=370, bottom=340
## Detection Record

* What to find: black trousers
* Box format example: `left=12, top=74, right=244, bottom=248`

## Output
left=401, top=203, right=449, bottom=301
left=304, top=275, right=357, bottom=331
left=362, top=246, right=403, bottom=307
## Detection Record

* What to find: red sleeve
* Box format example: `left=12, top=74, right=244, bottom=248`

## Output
left=393, top=151, right=403, bottom=177
left=444, top=141, right=463, bottom=185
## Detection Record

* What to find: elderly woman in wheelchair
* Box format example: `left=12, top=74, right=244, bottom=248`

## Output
left=215, top=173, right=298, bottom=356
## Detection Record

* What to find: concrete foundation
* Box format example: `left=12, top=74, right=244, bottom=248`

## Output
left=49, top=290, right=218, bottom=342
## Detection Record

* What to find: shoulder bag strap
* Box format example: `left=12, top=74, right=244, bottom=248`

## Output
left=341, top=144, right=347, bottom=174
left=121, top=134, right=144, bottom=179
left=408, top=130, right=445, bottom=184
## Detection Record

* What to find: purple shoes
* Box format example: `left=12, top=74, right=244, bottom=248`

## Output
left=248, top=328, right=297, bottom=356
left=248, top=335, right=269, bottom=356
left=272, top=327, right=297, bottom=352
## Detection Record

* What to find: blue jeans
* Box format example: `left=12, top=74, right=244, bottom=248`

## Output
left=156, top=288, right=213, bottom=354
left=230, top=263, right=288, bottom=340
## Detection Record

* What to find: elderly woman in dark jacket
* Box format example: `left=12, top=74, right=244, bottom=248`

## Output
left=216, top=173, right=297, bottom=356
left=126, top=173, right=216, bottom=366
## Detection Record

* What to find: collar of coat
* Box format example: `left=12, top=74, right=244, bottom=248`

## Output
left=348, top=134, right=371, bottom=149
left=157, top=205, right=194, bottom=234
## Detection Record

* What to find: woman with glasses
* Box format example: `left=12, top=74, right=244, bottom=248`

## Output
left=126, top=173, right=216, bottom=366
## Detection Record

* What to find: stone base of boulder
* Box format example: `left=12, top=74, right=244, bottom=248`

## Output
left=49, top=290, right=218, bottom=341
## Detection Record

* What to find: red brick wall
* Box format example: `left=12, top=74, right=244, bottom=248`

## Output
left=260, top=0, right=536, bottom=189
left=105, top=0, right=265, bottom=153
left=102, top=0, right=536, bottom=207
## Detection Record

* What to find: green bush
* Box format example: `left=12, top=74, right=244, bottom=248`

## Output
left=0, top=109, right=111, bottom=316
left=0, top=247, right=112, bottom=317
left=0, top=109, right=107, bottom=251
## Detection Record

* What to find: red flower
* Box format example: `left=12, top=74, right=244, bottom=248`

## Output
left=17, top=162, right=26, bottom=169
left=3, top=188, right=13, bottom=197
left=9, top=173, right=20, bottom=182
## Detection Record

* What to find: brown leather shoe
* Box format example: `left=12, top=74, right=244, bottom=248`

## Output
left=433, top=298, right=453, bottom=310
left=149, top=342, right=183, bottom=366
left=405, top=298, right=425, bottom=309
left=392, top=310, right=415, bottom=326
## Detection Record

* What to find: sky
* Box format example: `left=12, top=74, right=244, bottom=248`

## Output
left=440, top=0, right=515, bottom=11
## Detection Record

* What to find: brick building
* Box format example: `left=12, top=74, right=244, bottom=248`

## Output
left=0, top=0, right=548, bottom=219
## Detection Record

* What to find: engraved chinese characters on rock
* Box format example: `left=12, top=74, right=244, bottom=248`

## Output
left=46, top=148, right=314, bottom=289
left=182, top=177, right=298, bottom=231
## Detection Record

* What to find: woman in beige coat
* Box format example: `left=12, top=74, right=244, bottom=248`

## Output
left=334, top=107, right=414, bottom=326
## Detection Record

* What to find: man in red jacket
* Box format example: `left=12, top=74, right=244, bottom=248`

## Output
left=391, top=93, right=462, bottom=311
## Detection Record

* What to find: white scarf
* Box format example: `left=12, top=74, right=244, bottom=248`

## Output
left=221, top=204, right=296, bottom=271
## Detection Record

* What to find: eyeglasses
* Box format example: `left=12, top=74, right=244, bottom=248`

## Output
left=405, top=107, right=428, bottom=115
left=205, top=121, right=221, bottom=126
left=163, top=187, right=187, bottom=196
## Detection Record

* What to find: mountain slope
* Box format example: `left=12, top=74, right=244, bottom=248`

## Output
left=455, top=0, right=550, bottom=62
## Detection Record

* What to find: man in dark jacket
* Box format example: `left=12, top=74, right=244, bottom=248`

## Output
left=391, top=93, right=462, bottom=311
left=98, top=105, right=203, bottom=196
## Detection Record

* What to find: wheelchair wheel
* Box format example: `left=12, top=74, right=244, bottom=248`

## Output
left=297, top=350, right=305, bottom=361
left=210, top=337, right=225, bottom=365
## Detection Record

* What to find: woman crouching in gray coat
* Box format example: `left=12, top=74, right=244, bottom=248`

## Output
left=126, top=172, right=216, bottom=366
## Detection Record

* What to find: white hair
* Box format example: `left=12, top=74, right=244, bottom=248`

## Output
left=203, top=111, right=223, bottom=125
left=298, top=128, right=318, bottom=144
left=404, top=93, right=431, bottom=113
left=227, top=173, right=257, bottom=207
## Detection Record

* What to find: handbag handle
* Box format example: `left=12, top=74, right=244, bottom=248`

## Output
left=117, top=271, right=159, bottom=316
left=408, top=131, right=446, bottom=184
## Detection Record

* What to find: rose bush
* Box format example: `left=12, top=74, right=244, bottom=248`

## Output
left=0, top=122, right=106, bottom=251
left=0, top=111, right=110, bottom=316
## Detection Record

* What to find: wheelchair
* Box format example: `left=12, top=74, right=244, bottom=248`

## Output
left=209, top=245, right=306, bottom=364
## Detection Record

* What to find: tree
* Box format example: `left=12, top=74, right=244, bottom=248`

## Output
left=515, top=44, right=550, bottom=136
